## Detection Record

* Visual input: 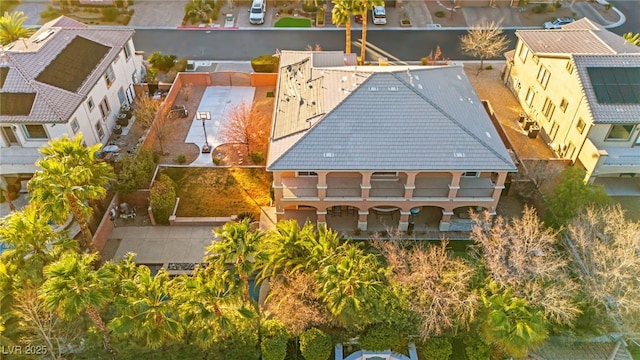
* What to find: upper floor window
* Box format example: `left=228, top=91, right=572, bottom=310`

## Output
left=518, top=43, right=529, bottom=62
left=565, top=142, right=576, bottom=159
left=123, top=42, right=132, bottom=60
left=462, top=171, right=480, bottom=177
left=606, top=124, right=634, bottom=141
left=70, top=118, right=79, bottom=134
left=525, top=88, right=535, bottom=106
left=537, top=65, right=550, bottom=89
left=22, top=124, right=48, bottom=139
left=576, top=118, right=586, bottom=134
left=532, top=55, right=539, bottom=64
left=99, top=97, right=111, bottom=120
left=566, top=61, right=574, bottom=74
left=542, top=97, right=556, bottom=120
left=297, top=172, right=318, bottom=177
left=372, top=172, right=398, bottom=180
left=95, top=121, right=104, bottom=139
left=104, top=65, right=115, bottom=88
left=559, top=98, right=569, bottom=112
left=87, top=97, right=95, bottom=111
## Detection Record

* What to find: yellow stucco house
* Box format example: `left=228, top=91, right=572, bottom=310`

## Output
left=504, top=18, right=640, bottom=194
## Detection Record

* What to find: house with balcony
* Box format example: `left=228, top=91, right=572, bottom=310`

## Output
left=267, top=51, right=516, bottom=234
left=504, top=18, right=640, bottom=195
left=0, top=16, right=143, bottom=192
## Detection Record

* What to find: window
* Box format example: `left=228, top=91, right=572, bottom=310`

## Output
left=95, top=121, right=104, bottom=139
left=104, top=65, right=115, bottom=88
left=372, top=172, right=398, bottom=180
left=70, top=118, right=79, bottom=134
left=21, top=124, right=48, bottom=139
left=87, top=97, right=94, bottom=111
left=576, top=118, right=586, bottom=134
left=566, top=61, right=574, bottom=74
left=123, top=41, right=132, bottom=60
left=565, top=142, right=576, bottom=158
left=532, top=55, right=539, bottom=64
left=518, top=43, right=529, bottom=62
left=297, top=172, right=318, bottom=177
left=560, top=98, right=569, bottom=112
left=462, top=172, right=479, bottom=177
left=525, top=88, right=535, bottom=106
left=550, top=121, right=560, bottom=138
left=98, top=97, right=110, bottom=119
left=113, top=54, right=119, bottom=63
left=542, top=97, right=556, bottom=120
left=606, top=124, right=634, bottom=141
left=537, top=65, right=550, bottom=89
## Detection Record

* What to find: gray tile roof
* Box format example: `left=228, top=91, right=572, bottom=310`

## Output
left=573, top=55, right=640, bottom=124
left=268, top=59, right=515, bottom=172
left=0, top=16, right=134, bottom=124
left=516, top=18, right=640, bottom=55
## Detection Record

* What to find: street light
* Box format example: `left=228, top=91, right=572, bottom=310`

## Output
left=197, top=111, right=211, bottom=153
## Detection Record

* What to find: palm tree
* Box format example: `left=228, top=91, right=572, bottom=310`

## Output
left=332, top=0, right=356, bottom=54
left=28, top=134, right=114, bottom=254
left=357, top=0, right=383, bottom=64
left=110, top=265, right=182, bottom=349
left=479, top=282, right=548, bottom=359
left=41, top=252, right=116, bottom=353
left=173, top=267, right=240, bottom=349
left=206, top=219, right=266, bottom=305
left=259, top=220, right=316, bottom=281
left=0, top=11, right=35, bottom=46
left=319, top=245, right=386, bottom=329
left=184, top=0, right=213, bottom=23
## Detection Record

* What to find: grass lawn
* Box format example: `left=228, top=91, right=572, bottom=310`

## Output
left=274, top=17, right=312, bottom=28
left=162, top=167, right=272, bottom=218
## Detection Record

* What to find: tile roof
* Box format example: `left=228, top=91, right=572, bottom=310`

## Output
left=573, top=55, right=640, bottom=124
left=0, top=16, right=134, bottom=124
left=516, top=18, right=640, bottom=55
left=268, top=52, right=515, bottom=172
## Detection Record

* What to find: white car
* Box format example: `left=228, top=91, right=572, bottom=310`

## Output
left=249, top=0, right=266, bottom=25
left=372, top=6, right=386, bottom=25
left=543, top=17, right=575, bottom=29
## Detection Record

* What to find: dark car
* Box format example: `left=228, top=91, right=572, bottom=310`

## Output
left=169, top=105, right=188, bottom=118
left=354, top=14, right=362, bottom=24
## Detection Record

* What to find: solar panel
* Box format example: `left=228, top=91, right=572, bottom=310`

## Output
left=587, top=67, right=640, bottom=104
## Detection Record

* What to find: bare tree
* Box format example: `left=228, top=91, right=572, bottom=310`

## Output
left=264, top=271, right=332, bottom=336
left=181, top=83, right=193, bottom=102
left=219, top=100, right=269, bottom=154
left=460, top=21, right=509, bottom=74
left=566, top=205, right=640, bottom=334
left=471, top=207, right=581, bottom=326
left=375, top=239, right=478, bottom=339
left=132, top=96, right=161, bottom=129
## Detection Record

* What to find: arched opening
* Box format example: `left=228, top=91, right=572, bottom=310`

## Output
left=367, top=206, right=401, bottom=234
left=325, top=205, right=359, bottom=235
left=283, top=205, right=317, bottom=228
left=408, top=206, right=444, bottom=232
left=451, top=206, right=488, bottom=231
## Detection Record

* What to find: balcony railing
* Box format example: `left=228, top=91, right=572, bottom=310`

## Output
left=413, top=177, right=450, bottom=198
left=281, top=177, right=318, bottom=199
left=326, top=177, right=361, bottom=198
left=456, top=178, right=495, bottom=198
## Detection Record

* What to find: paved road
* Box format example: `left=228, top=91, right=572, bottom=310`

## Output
left=133, top=28, right=518, bottom=62
left=608, top=0, right=639, bottom=36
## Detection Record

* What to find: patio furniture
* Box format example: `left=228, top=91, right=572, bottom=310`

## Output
left=347, top=206, right=355, bottom=216
left=327, top=208, right=333, bottom=217
left=334, top=206, right=341, bottom=216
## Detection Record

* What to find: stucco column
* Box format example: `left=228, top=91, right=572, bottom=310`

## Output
left=448, top=172, right=462, bottom=199
left=360, top=172, right=372, bottom=199
left=317, top=172, right=327, bottom=200
left=398, top=211, right=410, bottom=231
left=404, top=172, right=417, bottom=199
left=316, top=210, right=327, bottom=227
left=272, top=172, right=283, bottom=201
left=587, top=149, right=609, bottom=184
left=491, top=172, right=507, bottom=200
left=358, top=210, right=368, bottom=231
left=275, top=206, right=285, bottom=222
left=439, top=210, right=454, bottom=231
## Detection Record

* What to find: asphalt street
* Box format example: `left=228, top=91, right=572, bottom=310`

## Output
left=132, top=29, right=519, bottom=62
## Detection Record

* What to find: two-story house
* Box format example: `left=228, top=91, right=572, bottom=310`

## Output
left=267, top=51, right=516, bottom=233
left=504, top=18, right=640, bottom=193
left=0, top=16, right=143, bottom=191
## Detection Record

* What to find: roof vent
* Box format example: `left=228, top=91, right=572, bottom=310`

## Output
left=414, top=75, right=420, bottom=80
left=368, top=86, right=379, bottom=92
left=388, top=86, right=398, bottom=91
left=417, top=84, right=423, bottom=90
left=485, top=131, right=492, bottom=138
left=33, top=29, right=55, bottom=43
left=323, top=152, right=335, bottom=158
left=453, top=152, right=466, bottom=158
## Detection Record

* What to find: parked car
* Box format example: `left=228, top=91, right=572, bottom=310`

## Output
left=543, top=17, right=575, bottom=29
left=248, top=0, right=266, bottom=25
left=372, top=6, right=386, bottom=25
left=169, top=105, right=188, bottom=118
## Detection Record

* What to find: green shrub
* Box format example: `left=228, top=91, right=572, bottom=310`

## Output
left=175, top=154, right=187, bottom=164
left=485, top=64, right=493, bottom=70
left=464, top=335, right=492, bottom=360
left=435, top=11, right=445, bottom=18
left=300, top=328, right=331, bottom=360
left=266, top=91, right=275, bottom=97
left=302, top=3, right=317, bottom=12
left=101, top=7, right=119, bottom=21
left=40, top=6, right=62, bottom=19
left=117, top=149, right=158, bottom=193
left=250, top=152, right=264, bottom=164
left=359, top=323, right=401, bottom=351
left=261, top=319, right=289, bottom=360
left=213, top=157, right=222, bottom=165
left=251, top=54, right=280, bottom=73
left=532, top=5, right=543, bottom=13
left=128, top=8, right=135, bottom=15
left=422, top=337, right=452, bottom=360
left=148, top=51, right=177, bottom=72
left=150, top=173, right=177, bottom=224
